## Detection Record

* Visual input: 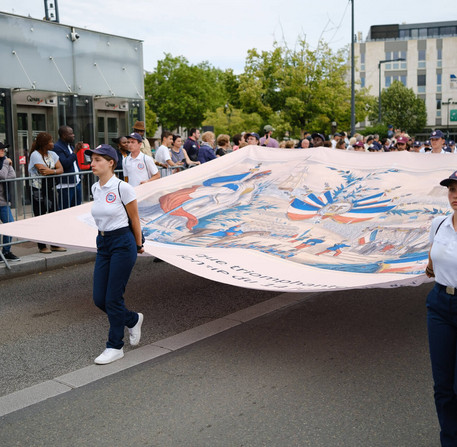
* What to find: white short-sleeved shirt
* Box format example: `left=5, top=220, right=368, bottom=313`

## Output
left=28, top=150, right=60, bottom=189
left=91, top=175, right=136, bottom=232
left=429, top=215, right=457, bottom=287
left=28, top=150, right=59, bottom=176
left=122, top=153, right=158, bottom=187
left=155, top=145, right=171, bottom=165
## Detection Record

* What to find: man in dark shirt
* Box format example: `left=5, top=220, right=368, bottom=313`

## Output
left=184, top=128, right=200, bottom=162
left=53, top=125, right=83, bottom=209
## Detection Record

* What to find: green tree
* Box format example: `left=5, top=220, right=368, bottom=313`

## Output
left=379, top=80, right=427, bottom=134
left=238, top=40, right=374, bottom=139
left=144, top=54, right=226, bottom=130
left=144, top=101, right=158, bottom=137
left=202, top=106, right=262, bottom=136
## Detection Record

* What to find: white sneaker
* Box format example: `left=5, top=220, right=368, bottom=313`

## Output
left=94, top=348, right=124, bottom=365
left=129, top=313, right=143, bottom=346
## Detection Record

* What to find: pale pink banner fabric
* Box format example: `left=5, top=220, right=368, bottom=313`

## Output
left=2, top=146, right=453, bottom=292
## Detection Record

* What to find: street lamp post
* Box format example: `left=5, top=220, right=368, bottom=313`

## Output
left=378, top=58, right=406, bottom=123
left=350, top=0, right=355, bottom=136
left=442, top=98, right=454, bottom=139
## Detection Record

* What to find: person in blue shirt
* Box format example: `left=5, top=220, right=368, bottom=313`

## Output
left=197, top=131, right=217, bottom=164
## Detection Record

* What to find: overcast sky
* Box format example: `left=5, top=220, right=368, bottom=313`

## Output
left=2, top=0, right=455, bottom=73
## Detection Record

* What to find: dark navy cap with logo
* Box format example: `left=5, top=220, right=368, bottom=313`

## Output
left=85, top=144, right=118, bottom=163
left=440, top=171, right=457, bottom=187
left=127, top=132, right=143, bottom=143
left=430, top=129, right=445, bottom=139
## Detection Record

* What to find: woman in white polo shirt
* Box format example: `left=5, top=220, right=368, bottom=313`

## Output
left=86, top=144, right=144, bottom=365
left=425, top=170, right=457, bottom=446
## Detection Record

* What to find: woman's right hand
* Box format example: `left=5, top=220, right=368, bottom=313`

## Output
left=38, top=166, right=55, bottom=176
left=425, top=264, right=435, bottom=278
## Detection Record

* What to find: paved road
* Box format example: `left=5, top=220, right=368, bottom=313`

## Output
left=0, top=257, right=277, bottom=396
left=0, top=261, right=440, bottom=446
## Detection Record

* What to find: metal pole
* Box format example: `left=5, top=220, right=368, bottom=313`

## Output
left=378, top=62, right=382, bottom=123
left=350, top=0, right=355, bottom=136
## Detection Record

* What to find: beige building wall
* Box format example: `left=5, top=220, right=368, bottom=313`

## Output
left=355, top=24, right=457, bottom=133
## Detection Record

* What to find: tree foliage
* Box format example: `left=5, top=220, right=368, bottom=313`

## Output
left=144, top=101, right=158, bottom=137
left=202, top=106, right=262, bottom=136
left=144, top=41, right=376, bottom=138
left=144, top=54, right=226, bottom=130
left=238, top=40, right=374, bottom=138
left=379, top=80, right=427, bottom=134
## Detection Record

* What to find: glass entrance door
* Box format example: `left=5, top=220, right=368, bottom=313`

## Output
left=96, top=112, right=125, bottom=146
left=16, top=108, right=47, bottom=161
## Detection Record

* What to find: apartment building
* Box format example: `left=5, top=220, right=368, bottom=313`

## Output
left=355, top=21, right=457, bottom=137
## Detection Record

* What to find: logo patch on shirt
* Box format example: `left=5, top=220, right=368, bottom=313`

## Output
left=137, top=163, right=145, bottom=170
left=106, top=192, right=116, bottom=203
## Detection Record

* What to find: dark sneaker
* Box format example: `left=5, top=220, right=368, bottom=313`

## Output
left=3, top=252, right=20, bottom=262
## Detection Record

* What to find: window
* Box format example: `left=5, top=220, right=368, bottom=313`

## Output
left=399, top=29, right=410, bottom=38
left=440, top=26, right=457, bottom=36
left=360, top=52, right=365, bottom=71
left=418, top=50, right=426, bottom=68
left=437, top=48, right=442, bottom=67
left=418, top=74, right=426, bottom=93
left=419, top=28, right=427, bottom=38
left=400, top=51, right=407, bottom=69
left=428, top=27, right=439, bottom=37
left=385, top=51, right=391, bottom=70
left=437, top=99, right=442, bottom=118
left=437, top=73, right=442, bottom=92
left=360, top=76, right=365, bottom=88
left=385, top=76, right=407, bottom=88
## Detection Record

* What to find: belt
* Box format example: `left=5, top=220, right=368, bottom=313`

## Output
left=436, top=283, right=456, bottom=296
left=98, top=226, right=130, bottom=237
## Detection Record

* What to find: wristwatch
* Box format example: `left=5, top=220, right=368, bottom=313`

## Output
left=137, top=245, right=144, bottom=251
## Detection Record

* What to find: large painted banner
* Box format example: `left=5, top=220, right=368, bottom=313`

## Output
left=2, top=146, right=453, bottom=292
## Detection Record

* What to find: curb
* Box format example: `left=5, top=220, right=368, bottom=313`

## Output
left=0, top=250, right=96, bottom=281
left=0, top=292, right=314, bottom=417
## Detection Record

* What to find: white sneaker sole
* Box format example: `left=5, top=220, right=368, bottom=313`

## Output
left=129, top=313, right=143, bottom=346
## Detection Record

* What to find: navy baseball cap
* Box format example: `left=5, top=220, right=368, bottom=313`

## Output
left=440, top=171, right=457, bottom=187
left=247, top=132, right=260, bottom=140
left=127, top=132, right=143, bottom=143
left=413, top=141, right=422, bottom=147
left=312, top=132, right=325, bottom=141
left=430, top=130, right=445, bottom=139
left=449, top=140, right=455, bottom=146
left=85, top=144, right=118, bottom=163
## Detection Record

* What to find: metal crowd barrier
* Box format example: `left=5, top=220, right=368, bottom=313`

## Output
left=0, top=166, right=182, bottom=269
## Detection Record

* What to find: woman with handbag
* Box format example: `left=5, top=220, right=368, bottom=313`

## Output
left=28, top=132, right=66, bottom=253
left=86, top=144, right=144, bottom=365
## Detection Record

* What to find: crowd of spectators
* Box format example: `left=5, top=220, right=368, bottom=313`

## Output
left=141, top=125, right=456, bottom=168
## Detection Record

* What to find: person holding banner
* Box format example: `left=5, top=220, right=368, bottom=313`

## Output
left=86, top=144, right=144, bottom=365
left=425, top=170, right=457, bottom=446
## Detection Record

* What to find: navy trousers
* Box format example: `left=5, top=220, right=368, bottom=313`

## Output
left=427, top=283, right=457, bottom=447
left=93, top=229, right=139, bottom=349
left=58, top=182, right=82, bottom=210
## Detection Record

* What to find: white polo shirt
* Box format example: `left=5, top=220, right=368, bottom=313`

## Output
left=122, top=152, right=158, bottom=187
left=155, top=144, right=171, bottom=165
left=91, top=175, right=136, bottom=232
left=430, top=214, right=457, bottom=287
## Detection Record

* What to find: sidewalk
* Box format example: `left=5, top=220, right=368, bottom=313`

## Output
left=0, top=240, right=95, bottom=280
